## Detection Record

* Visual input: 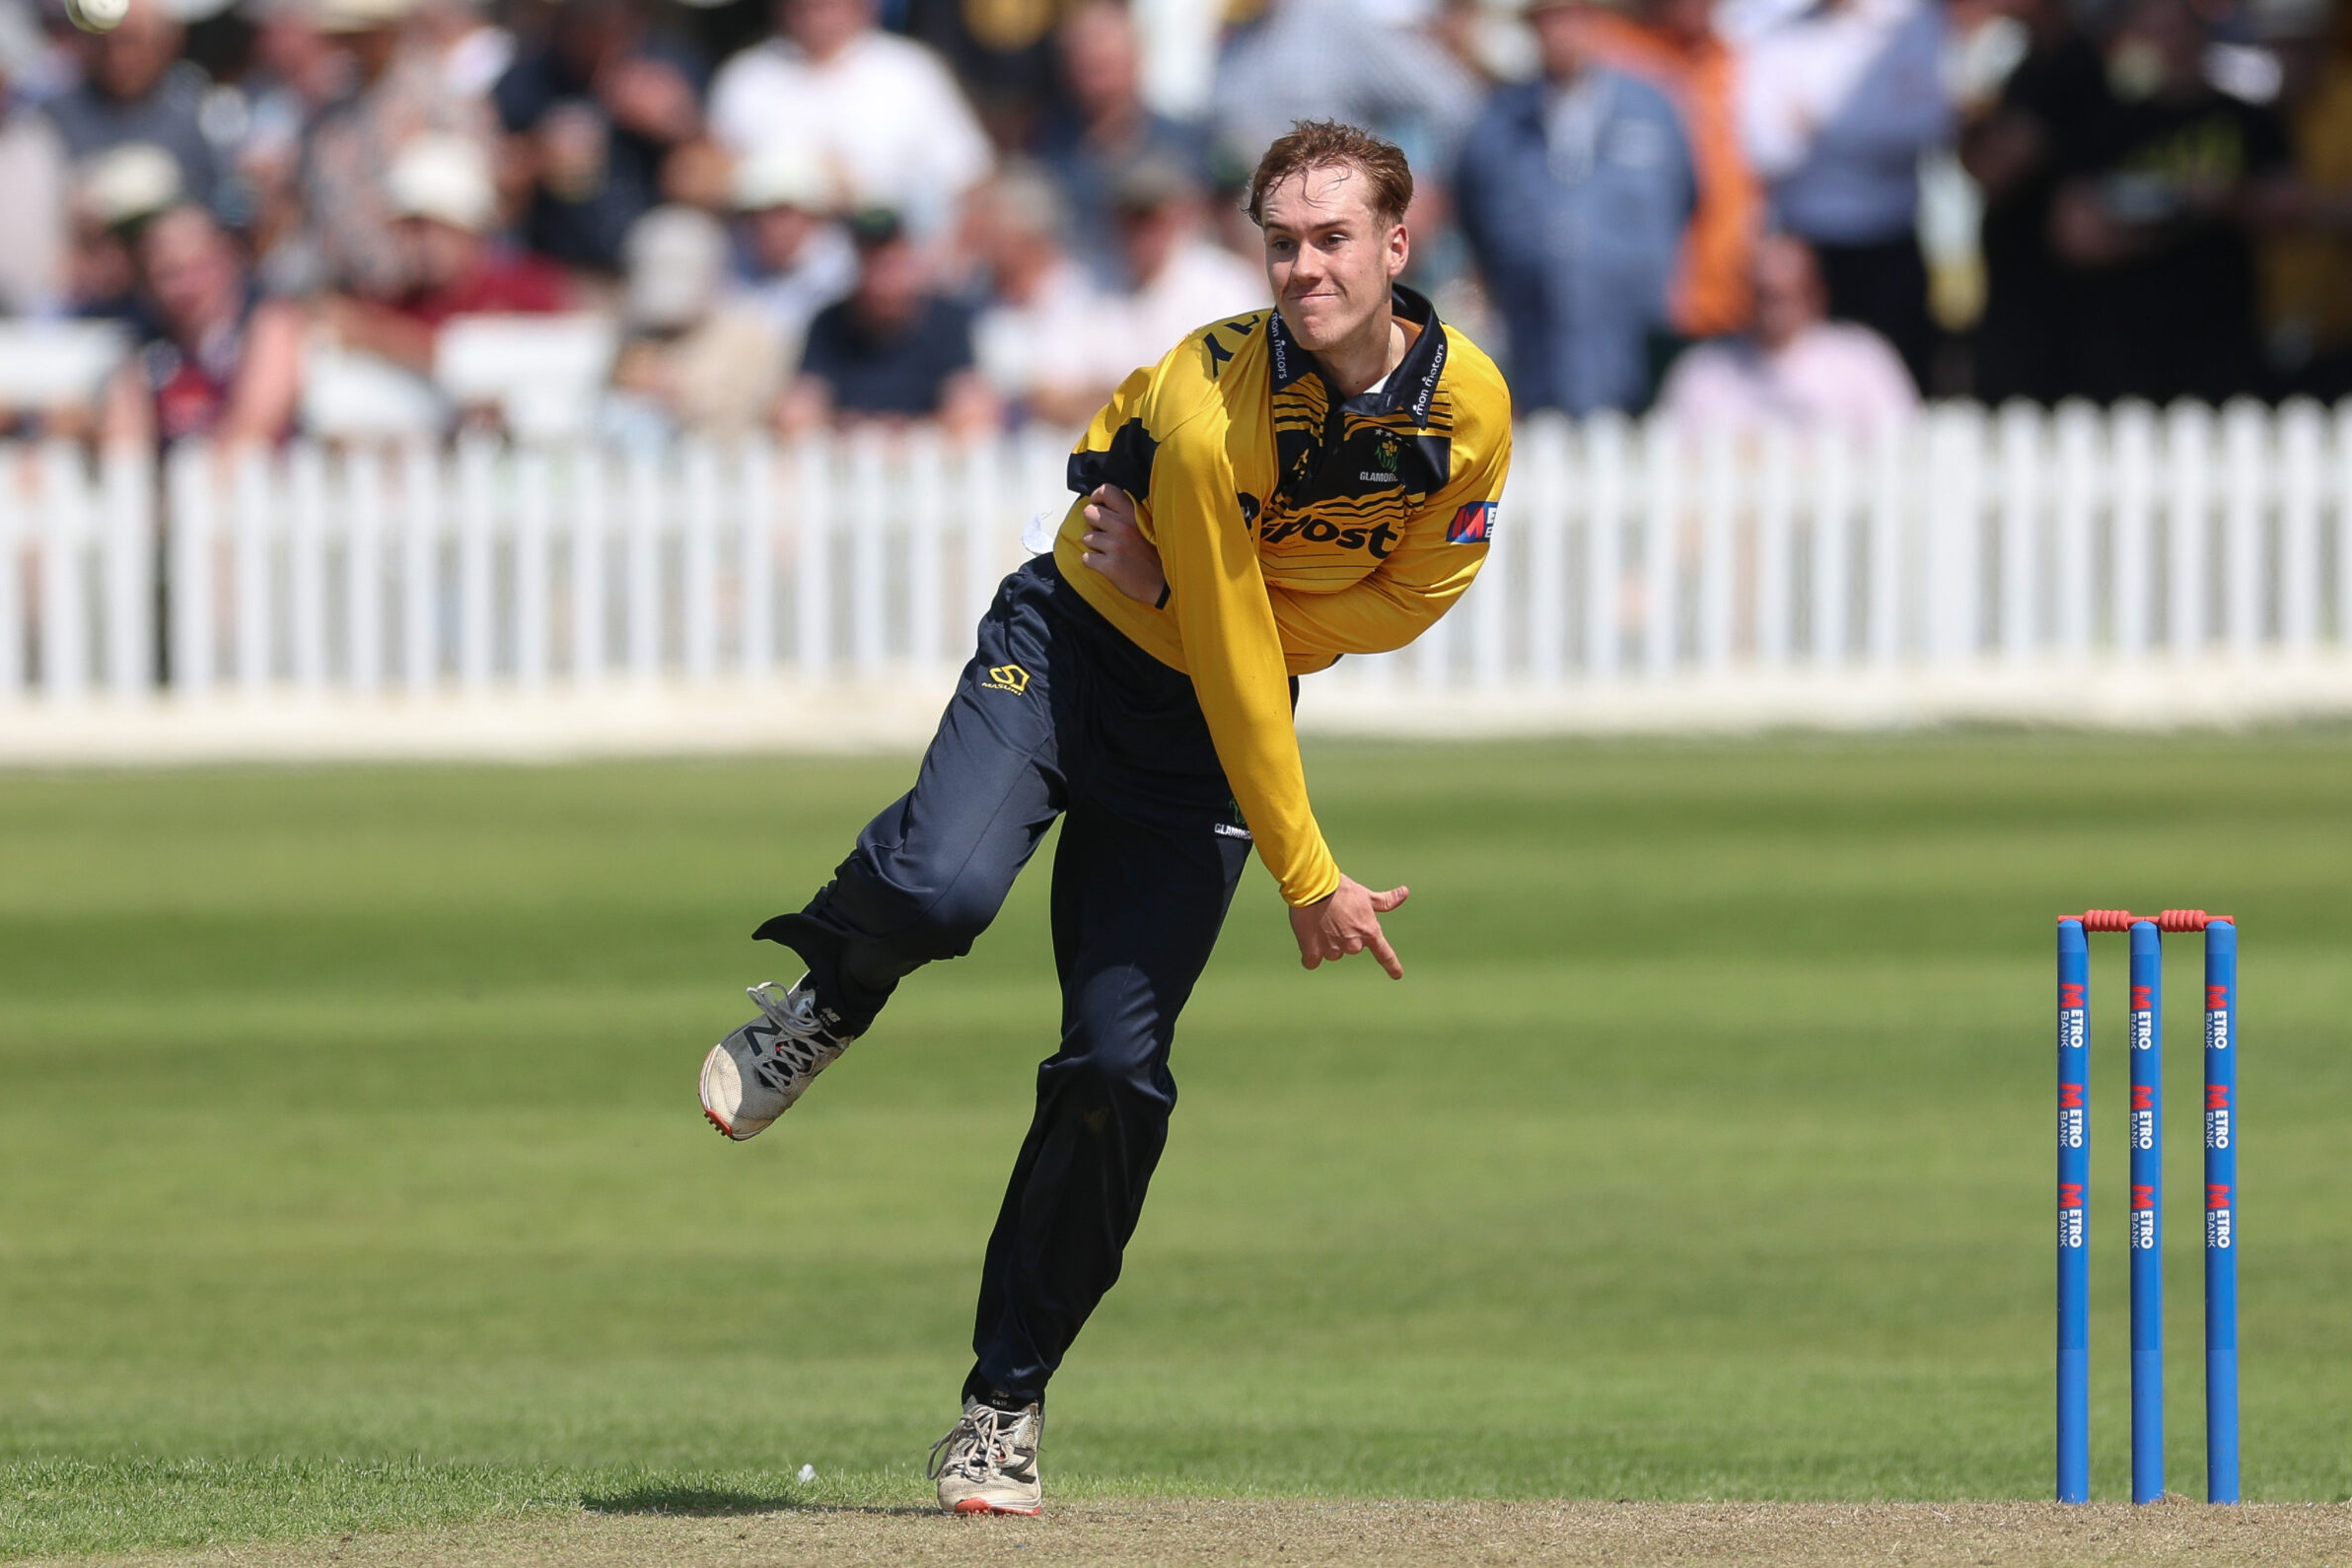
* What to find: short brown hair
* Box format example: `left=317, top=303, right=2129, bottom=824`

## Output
left=1245, top=119, right=1414, bottom=228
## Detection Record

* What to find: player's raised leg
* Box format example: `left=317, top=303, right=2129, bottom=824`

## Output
left=700, top=562, right=1070, bottom=1139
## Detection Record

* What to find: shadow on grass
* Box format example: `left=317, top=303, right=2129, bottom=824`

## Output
left=581, top=1486, right=937, bottom=1519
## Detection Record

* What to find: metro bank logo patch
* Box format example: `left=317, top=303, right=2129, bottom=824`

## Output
left=1446, top=501, right=1496, bottom=543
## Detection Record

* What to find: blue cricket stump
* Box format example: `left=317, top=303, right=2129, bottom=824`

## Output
left=2055, top=919, right=2091, bottom=1505
left=2054, top=909, right=2238, bottom=1506
left=2205, top=919, right=2240, bottom=1503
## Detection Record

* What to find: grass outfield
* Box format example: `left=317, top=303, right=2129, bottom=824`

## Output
left=3, top=734, right=2350, bottom=1560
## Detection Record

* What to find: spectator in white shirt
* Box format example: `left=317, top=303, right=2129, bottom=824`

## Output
left=706, top=0, right=992, bottom=242
left=969, top=163, right=1117, bottom=428
left=1657, top=232, right=1917, bottom=433
left=1095, top=155, right=1267, bottom=377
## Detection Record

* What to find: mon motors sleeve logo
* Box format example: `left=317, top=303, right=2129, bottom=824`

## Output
left=1446, top=501, right=1496, bottom=543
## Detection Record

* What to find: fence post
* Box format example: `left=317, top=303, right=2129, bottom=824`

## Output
left=232, top=448, right=271, bottom=698
left=1866, top=422, right=1902, bottom=668
left=2278, top=401, right=2320, bottom=655
left=40, top=443, right=89, bottom=703
left=681, top=438, right=719, bottom=687
left=169, top=442, right=213, bottom=699
left=1641, top=419, right=1678, bottom=678
left=2220, top=401, right=2265, bottom=664
left=1697, top=425, right=1735, bottom=675
left=2166, top=402, right=2212, bottom=657
left=347, top=447, right=383, bottom=695
left=2053, top=403, right=2098, bottom=662
left=907, top=428, right=946, bottom=676
left=625, top=444, right=661, bottom=687
left=570, top=443, right=606, bottom=689
left=2113, top=403, right=2156, bottom=660
left=1584, top=413, right=1624, bottom=683
left=456, top=436, right=496, bottom=694
left=289, top=443, right=327, bottom=695
left=0, top=447, right=22, bottom=698
left=401, top=443, right=438, bottom=696
left=1812, top=426, right=1852, bottom=666
left=738, top=438, right=775, bottom=683
left=517, top=443, right=552, bottom=692
left=793, top=436, right=831, bottom=680
left=1524, top=415, right=1567, bottom=686
left=1755, top=425, right=1793, bottom=670
left=1997, top=401, right=2042, bottom=665
left=100, top=441, right=153, bottom=701
left=848, top=427, right=888, bottom=680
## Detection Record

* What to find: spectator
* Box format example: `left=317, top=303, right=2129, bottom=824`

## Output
left=779, top=207, right=999, bottom=434
left=968, top=162, right=1116, bottom=426
left=1095, top=154, right=1265, bottom=371
left=320, top=132, right=570, bottom=376
left=2267, top=0, right=2352, bottom=398
left=101, top=202, right=303, bottom=449
left=2048, top=0, right=2297, bottom=402
left=0, top=0, right=68, bottom=315
left=707, top=0, right=991, bottom=241
left=1737, top=0, right=1955, bottom=390
left=1455, top=0, right=1696, bottom=414
left=237, top=0, right=356, bottom=293
left=301, top=0, right=494, bottom=300
left=1658, top=231, right=1917, bottom=430
left=1210, top=0, right=1478, bottom=181
left=730, top=142, right=855, bottom=380
left=1960, top=0, right=2107, bottom=402
left=40, top=0, right=218, bottom=208
left=605, top=203, right=785, bottom=439
left=901, top=0, right=1064, bottom=149
left=1576, top=0, right=1761, bottom=338
left=1037, top=0, right=1206, bottom=279
left=493, top=0, right=703, bottom=275
left=70, top=140, right=181, bottom=319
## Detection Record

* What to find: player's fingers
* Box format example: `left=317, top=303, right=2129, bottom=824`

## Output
left=1370, top=931, right=1403, bottom=979
left=1369, top=885, right=1410, bottom=913
left=1300, top=949, right=1321, bottom=970
left=1341, top=934, right=1364, bottom=955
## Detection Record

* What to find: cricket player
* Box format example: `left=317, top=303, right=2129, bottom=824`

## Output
left=697, top=119, right=1511, bottom=1515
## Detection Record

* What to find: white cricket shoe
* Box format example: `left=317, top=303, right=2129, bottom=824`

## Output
left=928, top=1398, right=1044, bottom=1515
left=698, top=978, right=855, bottom=1141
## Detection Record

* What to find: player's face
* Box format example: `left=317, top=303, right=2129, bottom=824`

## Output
left=1259, top=166, right=1408, bottom=356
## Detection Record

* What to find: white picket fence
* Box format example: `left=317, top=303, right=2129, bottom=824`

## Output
left=7, top=401, right=2352, bottom=759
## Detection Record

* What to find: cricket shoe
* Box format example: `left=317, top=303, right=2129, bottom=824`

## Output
left=928, top=1398, right=1043, bottom=1515
left=698, top=978, right=856, bottom=1141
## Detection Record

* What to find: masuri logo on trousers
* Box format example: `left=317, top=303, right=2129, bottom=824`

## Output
left=984, top=665, right=1032, bottom=694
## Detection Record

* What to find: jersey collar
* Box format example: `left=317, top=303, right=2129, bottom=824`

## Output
left=1265, top=285, right=1449, bottom=426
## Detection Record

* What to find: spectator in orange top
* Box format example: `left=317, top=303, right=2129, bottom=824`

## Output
left=1574, top=0, right=1762, bottom=337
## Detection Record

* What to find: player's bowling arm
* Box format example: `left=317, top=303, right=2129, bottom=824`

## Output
left=1152, top=419, right=1341, bottom=908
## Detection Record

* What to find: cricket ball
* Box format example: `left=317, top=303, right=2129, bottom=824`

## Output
left=66, top=0, right=130, bottom=33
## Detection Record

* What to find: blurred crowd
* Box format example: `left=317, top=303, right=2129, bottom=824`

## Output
left=3, top=0, right=2352, bottom=451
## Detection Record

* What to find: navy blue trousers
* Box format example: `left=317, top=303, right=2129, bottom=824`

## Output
left=756, top=557, right=1258, bottom=1405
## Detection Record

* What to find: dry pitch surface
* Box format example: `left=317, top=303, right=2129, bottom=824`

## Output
left=25, top=1501, right=2352, bottom=1568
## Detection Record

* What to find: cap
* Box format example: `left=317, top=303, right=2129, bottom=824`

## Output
left=387, top=132, right=496, bottom=232
left=1110, top=154, right=1197, bottom=215
left=78, top=141, right=184, bottom=230
left=845, top=206, right=904, bottom=249
left=733, top=143, right=835, bottom=213
left=313, top=0, right=416, bottom=34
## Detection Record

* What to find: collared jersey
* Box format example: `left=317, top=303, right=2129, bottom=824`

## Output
left=1054, top=285, right=1512, bottom=906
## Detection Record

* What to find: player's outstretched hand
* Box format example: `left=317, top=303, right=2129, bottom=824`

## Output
left=1078, top=485, right=1168, bottom=607
left=1290, top=875, right=1409, bottom=979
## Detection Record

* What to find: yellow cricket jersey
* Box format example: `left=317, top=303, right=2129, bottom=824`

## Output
left=1053, top=285, right=1513, bottom=907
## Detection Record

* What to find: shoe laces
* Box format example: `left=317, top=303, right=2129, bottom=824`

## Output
left=927, top=1405, right=1017, bottom=1480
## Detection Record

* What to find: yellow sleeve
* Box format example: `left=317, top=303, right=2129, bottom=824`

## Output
left=1152, top=410, right=1343, bottom=908
left=1267, top=418, right=1511, bottom=661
